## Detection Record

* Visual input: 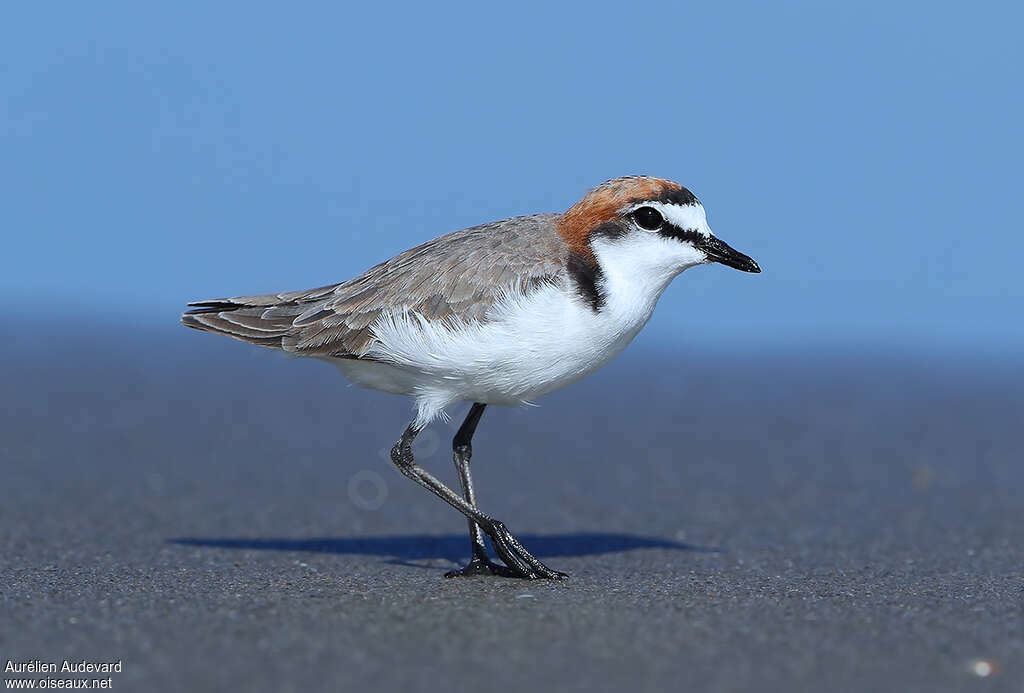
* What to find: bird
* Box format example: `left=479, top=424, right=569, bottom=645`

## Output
left=182, top=175, right=761, bottom=579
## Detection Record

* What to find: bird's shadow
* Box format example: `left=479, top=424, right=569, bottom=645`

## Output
left=168, top=533, right=720, bottom=570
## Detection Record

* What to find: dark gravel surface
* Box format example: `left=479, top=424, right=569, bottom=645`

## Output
left=2, top=324, right=1023, bottom=692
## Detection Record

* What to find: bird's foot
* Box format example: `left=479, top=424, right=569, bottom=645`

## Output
left=482, top=520, right=568, bottom=580
left=444, top=556, right=518, bottom=579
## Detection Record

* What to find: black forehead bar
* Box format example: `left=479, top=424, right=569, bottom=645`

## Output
left=655, top=186, right=697, bottom=206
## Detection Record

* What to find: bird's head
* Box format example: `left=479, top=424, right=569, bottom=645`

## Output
left=557, top=176, right=761, bottom=285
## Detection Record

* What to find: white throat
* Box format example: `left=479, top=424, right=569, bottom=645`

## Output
left=590, top=230, right=705, bottom=310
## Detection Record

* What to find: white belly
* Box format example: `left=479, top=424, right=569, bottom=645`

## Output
left=330, top=278, right=664, bottom=427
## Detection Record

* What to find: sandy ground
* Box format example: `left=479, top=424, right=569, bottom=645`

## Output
left=2, top=325, right=1022, bottom=691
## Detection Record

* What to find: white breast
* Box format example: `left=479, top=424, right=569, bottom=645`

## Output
left=333, top=231, right=705, bottom=427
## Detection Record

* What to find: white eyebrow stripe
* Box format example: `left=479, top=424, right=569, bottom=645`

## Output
left=625, top=201, right=711, bottom=235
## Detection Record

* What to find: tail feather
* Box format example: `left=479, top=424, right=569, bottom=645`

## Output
left=181, top=281, right=376, bottom=358
left=182, top=297, right=299, bottom=349
left=183, top=300, right=250, bottom=315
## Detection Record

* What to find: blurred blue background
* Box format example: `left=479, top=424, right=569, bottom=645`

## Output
left=6, top=5, right=1024, bottom=685
left=3, top=1, right=1021, bottom=356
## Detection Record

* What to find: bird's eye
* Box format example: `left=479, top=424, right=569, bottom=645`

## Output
left=632, top=206, right=663, bottom=231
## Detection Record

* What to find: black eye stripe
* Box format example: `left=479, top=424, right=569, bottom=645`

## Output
left=659, top=225, right=705, bottom=245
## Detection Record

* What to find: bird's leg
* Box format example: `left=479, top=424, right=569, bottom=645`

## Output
left=444, top=403, right=515, bottom=578
left=390, top=421, right=566, bottom=580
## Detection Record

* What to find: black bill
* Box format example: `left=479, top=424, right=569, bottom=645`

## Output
left=699, top=235, right=761, bottom=273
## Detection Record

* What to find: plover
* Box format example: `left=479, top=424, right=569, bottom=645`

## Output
left=182, top=176, right=760, bottom=579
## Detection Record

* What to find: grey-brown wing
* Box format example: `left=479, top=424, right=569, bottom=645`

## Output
left=182, top=213, right=568, bottom=357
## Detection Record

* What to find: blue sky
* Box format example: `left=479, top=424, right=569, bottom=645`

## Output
left=3, top=1, right=1021, bottom=354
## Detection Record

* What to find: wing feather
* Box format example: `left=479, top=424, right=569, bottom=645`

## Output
left=181, top=213, right=567, bottom=358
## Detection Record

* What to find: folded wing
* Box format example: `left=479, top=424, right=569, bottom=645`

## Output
left=182, top=214, right=567, bottom=359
